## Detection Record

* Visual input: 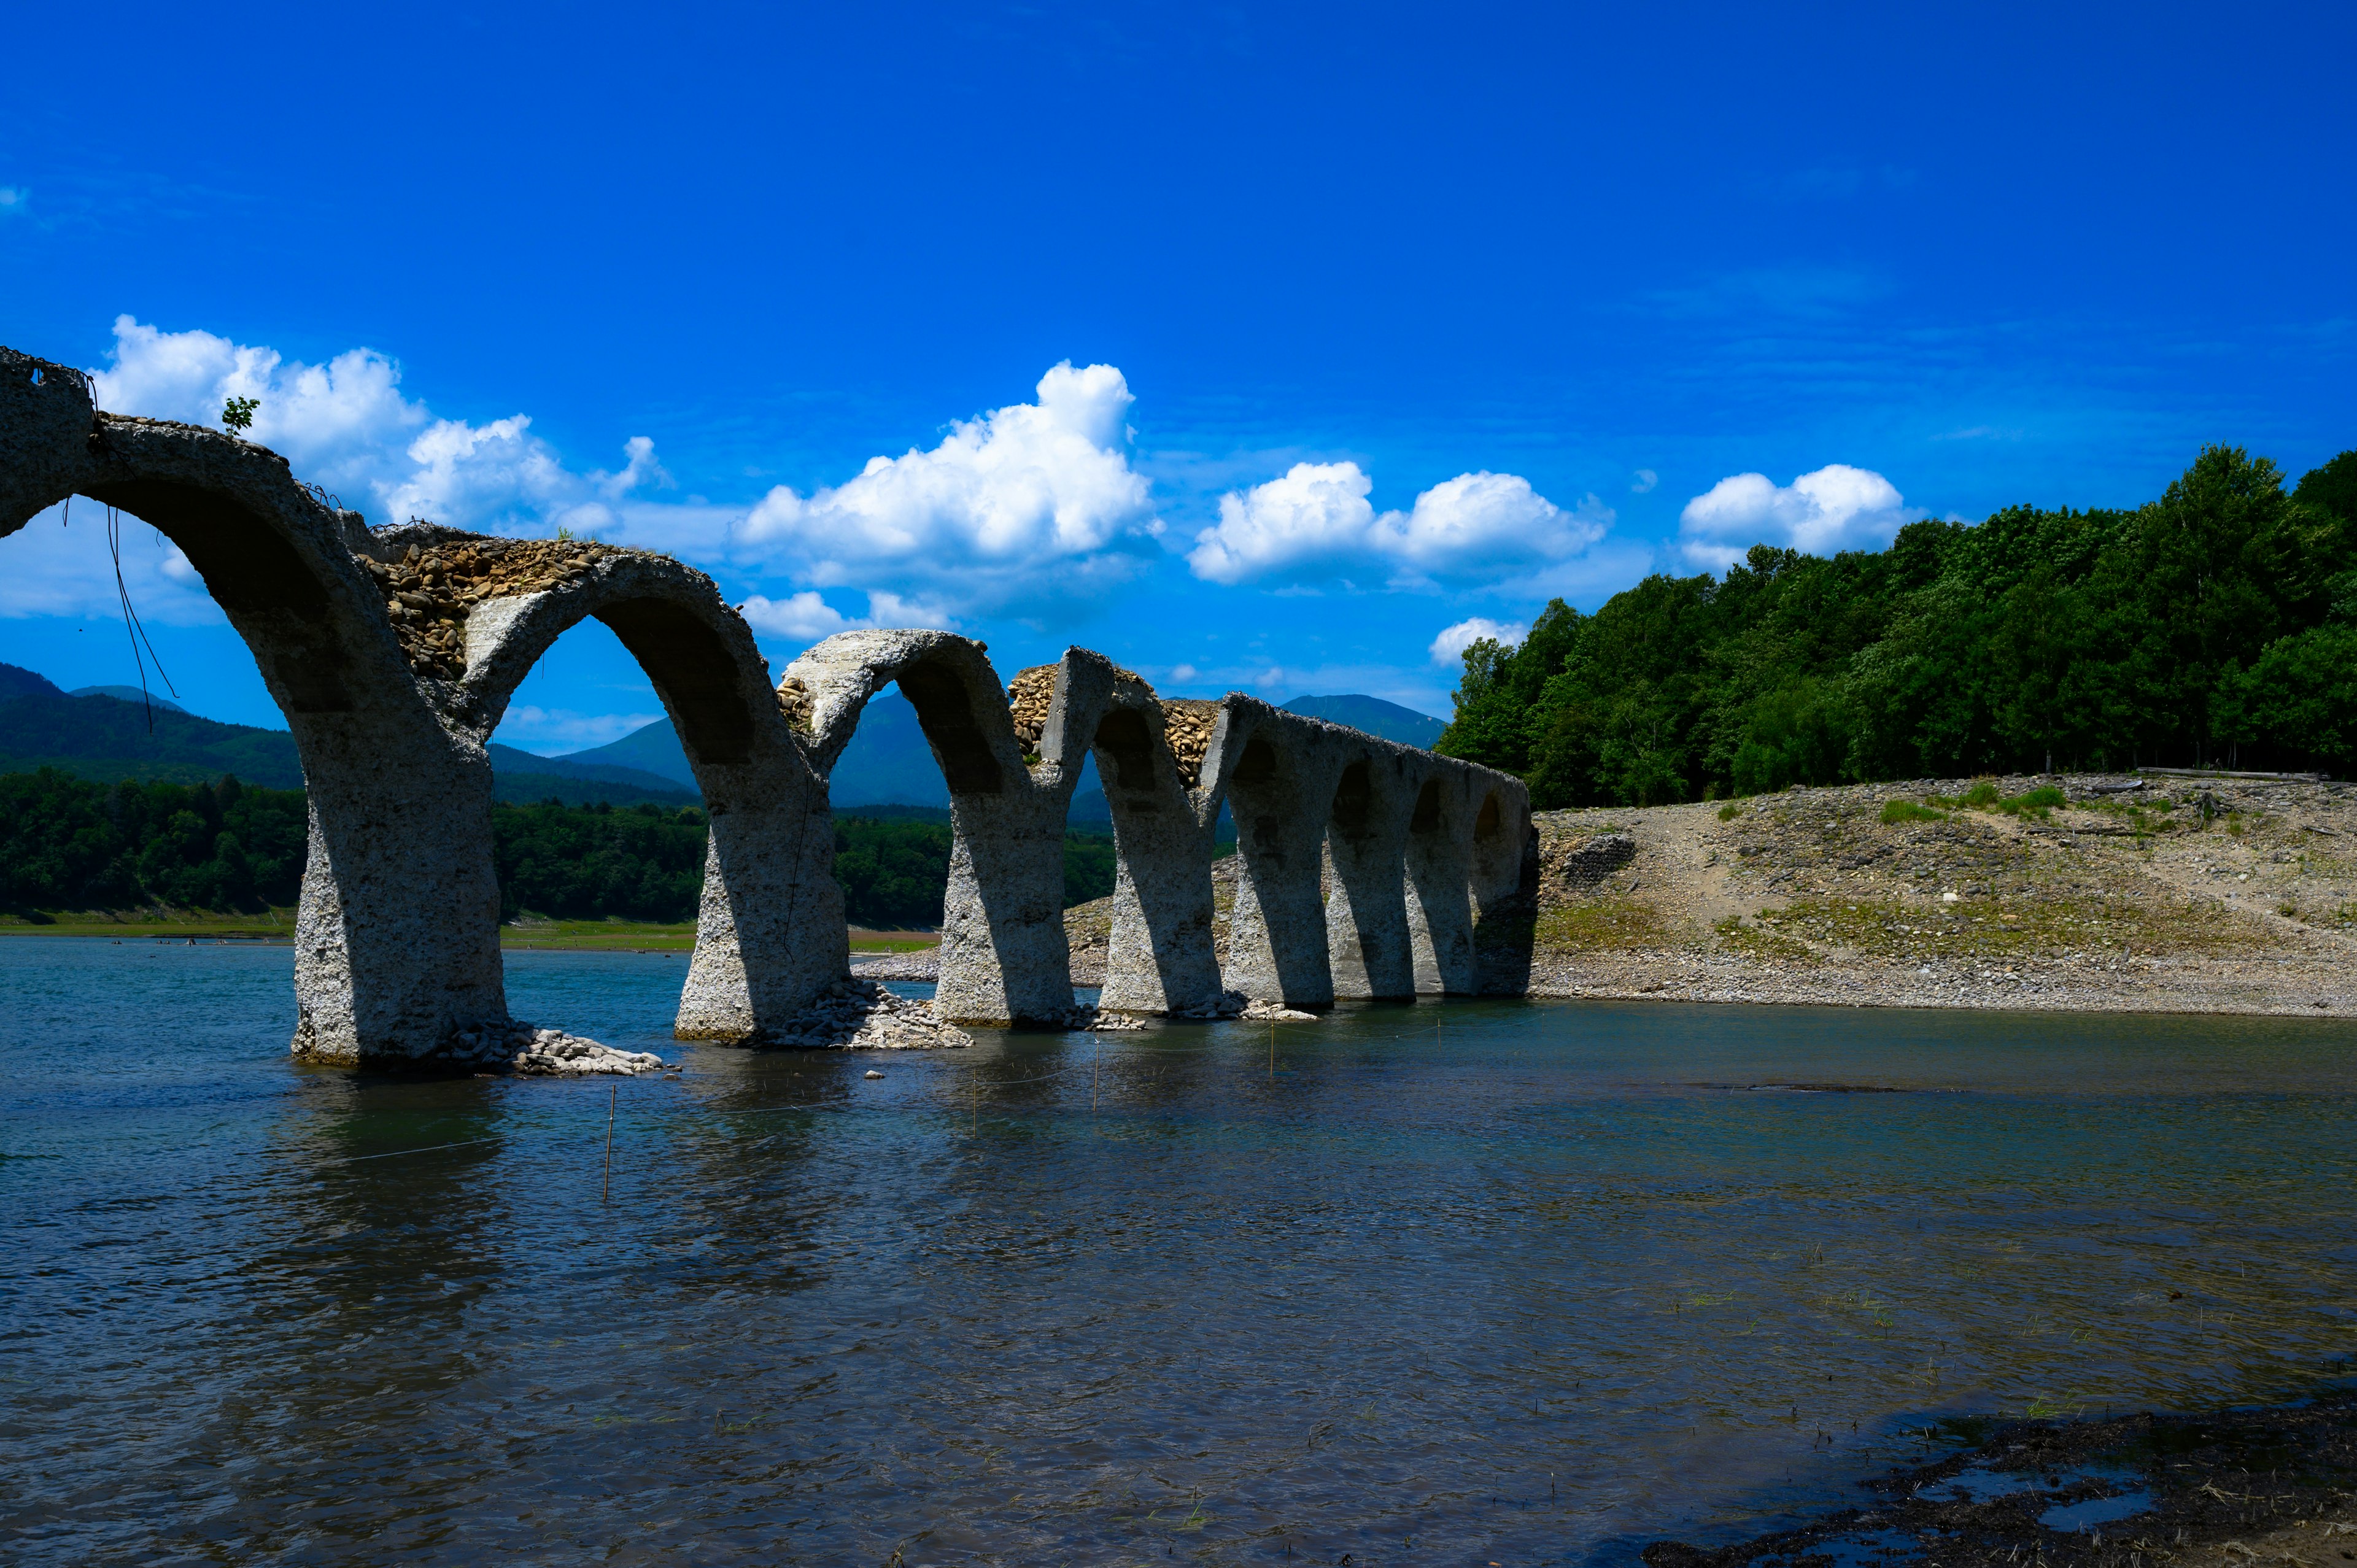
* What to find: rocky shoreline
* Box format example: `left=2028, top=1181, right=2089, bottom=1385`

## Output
left=1644, top=1391, right=2357, bottom=1568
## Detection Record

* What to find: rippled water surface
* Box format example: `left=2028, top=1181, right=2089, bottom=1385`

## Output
left=6, top=940, right=2356, bottom=1564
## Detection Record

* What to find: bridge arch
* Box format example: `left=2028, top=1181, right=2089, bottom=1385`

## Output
left=787, top=631, right=1095, bottom=1023
left=455, top=542, right=838, bottom=1042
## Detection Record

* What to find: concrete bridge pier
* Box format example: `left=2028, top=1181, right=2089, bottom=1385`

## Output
left=1091, top=693, right=1226, bottom=1015
left=1324, top=754, right=1420, bottom=1001
left=1, top=352, right=516, bottom=1064
left=1213, top=700, right=1344, bottom=1010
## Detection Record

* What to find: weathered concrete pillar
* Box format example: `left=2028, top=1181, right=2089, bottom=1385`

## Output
left=1403, top=775, right=1479, bottom=994
left=1, top=349, right=514, bottom=1065
left=460, top=562, right=841, bottom=1043
left=791, top=631, right=1084, bottom=1025
left=1323, top=752, right=1420, bottom=1000
left=1092, top=693, right=1226, bottom=1014
left=1209, top=699, right=1345, bottom=1010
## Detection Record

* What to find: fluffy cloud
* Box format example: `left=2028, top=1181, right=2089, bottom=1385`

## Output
left=1188, top=462, right=1611, bottom=589
left=738, top=589, right=959, bottom=644
left=87, top=316, right=662, bottom=539
left=1677, top=464, right=1921, bottom=571
left=736, top=362, right=1161, bottom=614
left=1428, top=616, right=1525, bottom=665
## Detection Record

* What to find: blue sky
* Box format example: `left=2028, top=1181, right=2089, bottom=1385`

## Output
left=4, top=1, right=2352, bottom=747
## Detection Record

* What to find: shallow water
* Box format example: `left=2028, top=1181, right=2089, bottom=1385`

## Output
left=4, top=939, right=2355, bottom=1564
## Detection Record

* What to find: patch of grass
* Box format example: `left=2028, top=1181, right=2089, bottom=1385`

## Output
left=1927, top=782, right=2067, bottom=821
left=1534, top=896, right=1673, bottom=951
left=1714, top=914, right=1814, bottom=963
left=1879, top=800, right=1949, bottom=825
left=0, top=906, right=297, bottom=939
left=1763, top=892, right=2256, bottom=960
left=1717, top=801, right=1746, bottom=821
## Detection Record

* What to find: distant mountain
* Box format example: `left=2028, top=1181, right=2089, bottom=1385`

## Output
left=0, top=662, right=695, bottom=807
left=0, top=665, right=306, bottom=788
left=557, top=689, right=956, bottom=808
left=1282, top=693, right=1446, bottom=748
left=70, top=685, right=188, bottom=714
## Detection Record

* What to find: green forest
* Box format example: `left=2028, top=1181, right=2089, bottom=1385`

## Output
left=0, top=768, right=1122, bottom=926
left=1436, top=446, right=2357, bottom=807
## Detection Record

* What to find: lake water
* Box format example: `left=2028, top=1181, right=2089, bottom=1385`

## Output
left=5, top=940, right=2355, bottom=1564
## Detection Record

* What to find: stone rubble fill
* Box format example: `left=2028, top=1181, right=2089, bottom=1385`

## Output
left=1157, top=700, right=1221, bottom=787
left=359, top=536, right=629, bottom=681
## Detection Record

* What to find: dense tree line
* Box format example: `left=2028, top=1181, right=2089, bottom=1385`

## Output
left=490, top=800, right=711, bottom=922
left=0, top=770, right=310, bottom=911
left=0, top=770, right=1122, bottom=926
left=1438, top=446, right=2357, bottom=806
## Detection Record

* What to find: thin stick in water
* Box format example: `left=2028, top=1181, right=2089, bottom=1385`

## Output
left=602, top=1083, right=616, bottom=1202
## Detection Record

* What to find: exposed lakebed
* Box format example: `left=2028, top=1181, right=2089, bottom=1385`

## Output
left=4, top=941, right=2355, bottom=1563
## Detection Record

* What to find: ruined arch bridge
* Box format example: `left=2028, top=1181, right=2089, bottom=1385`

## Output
left=0, top=347, right=1533, bottom=1068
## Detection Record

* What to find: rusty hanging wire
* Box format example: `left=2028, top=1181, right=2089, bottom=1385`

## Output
left=106, top=504, right=179, bottom=733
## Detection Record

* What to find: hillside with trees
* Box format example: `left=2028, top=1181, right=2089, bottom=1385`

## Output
left=1437, top=446, right=2357, bottom=807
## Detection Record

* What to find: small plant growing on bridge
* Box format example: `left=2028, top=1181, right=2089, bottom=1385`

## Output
left=221, top=396, right=258, bottom=433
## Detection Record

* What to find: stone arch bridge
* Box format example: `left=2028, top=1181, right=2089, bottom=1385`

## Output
left=0, top=347, right=1532, bottom=1068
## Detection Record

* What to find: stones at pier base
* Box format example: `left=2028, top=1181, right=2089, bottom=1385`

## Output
left=439, top=1021, right=666, bottom=1075
left=1238, top=998, right=1318, bottom=1021
left=762, top=978, right=973, bottom=1051
left=509, top=1029, right=667, bottom=1076
left=1057, top=1005, right=1148, bottom=1031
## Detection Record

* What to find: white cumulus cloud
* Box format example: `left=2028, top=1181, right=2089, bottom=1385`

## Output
left=1188, top=462, right=1611, bottom=589
left=738, top=589, right=960, bottom=646
left=1677, top=464, right=1921, bottom=571
left=87, top=316, right=663, bottom=540
left=1428, top=616, right=1525, bottom=665
left=735, top=361, right=1161, bottom=615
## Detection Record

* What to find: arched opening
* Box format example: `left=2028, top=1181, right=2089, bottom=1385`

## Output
left=479, top=610, right=719, bottom=941
left=596, top=598, right=752, bottom=766
left=897, top=658, right=1004, bottom=795
left=1475, top=792, right=1502, bottom=841
left=77, top=479, right=358, bottom=716
left=1409, top=778, right=1443, bottom=836
left=1094, top=706, right=1158, bottom=792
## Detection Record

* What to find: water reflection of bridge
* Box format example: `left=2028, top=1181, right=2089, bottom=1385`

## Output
left=1, top=346, right=1530, bottom=1067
